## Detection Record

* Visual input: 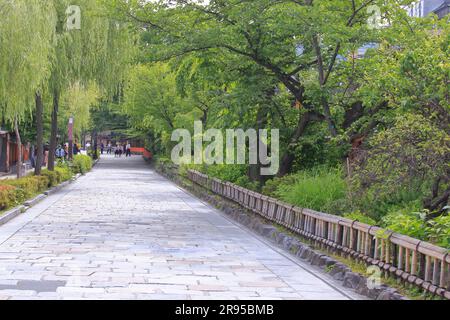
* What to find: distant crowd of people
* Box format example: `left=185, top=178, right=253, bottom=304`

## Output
left=31, top=142, right=81, bottom=168
left=30, top=141, right=133, bottom=168
left=100, top=142, right=132, bottom=158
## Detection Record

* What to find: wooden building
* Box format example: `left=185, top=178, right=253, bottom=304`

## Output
left=0, top=130, right=30, bottom=174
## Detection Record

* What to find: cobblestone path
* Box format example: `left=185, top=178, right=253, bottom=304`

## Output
left=0, top=156, right=358, bottom=300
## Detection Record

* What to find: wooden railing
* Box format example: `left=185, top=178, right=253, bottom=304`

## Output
left=187, top=169, right=450, bottom=299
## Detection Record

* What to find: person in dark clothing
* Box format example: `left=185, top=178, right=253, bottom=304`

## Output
left=126, top=142, right=132, bottom=157
left=30, top=146, right=36, bottom=168
left=73, top=143, right=80, bottom=156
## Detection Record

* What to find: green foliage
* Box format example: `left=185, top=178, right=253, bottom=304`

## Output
left=0, top=0, right=440, bottom=249
left=123, top=63, right=200, bottom=155
left=427, top=215, right=450, bottom=249
left=350, top=114, right=449, bottom=219
left=205, top=165, right=248, bottom=185
left=55, top=166, right=74, bottom=182
left=60, top=82, right=100, bottom=139
left=382, top=209, right=450, bottom=248
left=262, top=175, right=300, bottom=197
left=0, top=185, right=20, bottom=211
left=185, top=163, right=258, bottom=190
left=0, top=164, right=74, bottom=214
left=0, top=0, right=56, bottom=123
left=275, top=167, right=347, bottom=213
left=291, top=123, right=346, bottom=172
left=72, top=155, right=93, bottom=175
left=42, top=165, right=74, bottom=187
left=343, top=211, right=377, bottom=226
left=234, top=176, right=259, bottom=192
left=41, top=170, right=59, bottom=188
left=3, top=176, right=50, bottom=199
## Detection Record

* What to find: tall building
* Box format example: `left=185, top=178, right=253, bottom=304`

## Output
left=407, top=0, right=449, bottom=18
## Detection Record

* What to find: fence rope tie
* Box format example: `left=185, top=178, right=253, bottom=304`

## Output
left=386, top=230, right=394, bottom=241
left=415, top=240, right=422, bottom=252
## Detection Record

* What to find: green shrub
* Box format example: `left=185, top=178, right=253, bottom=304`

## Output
left=41, top=166, right=73, bottom=187
left=235, top=175, right=258, bottom=191
left=34, top=176, right=50, bottom=191
left=205, top=164, right=247, bottom=184
left=427, top=215, right=450, bottom=248
left=0, top=185, right=18, bottom=211
left=353, top=184, right=424, bottom=222
left=274, top=166, right=347, bottom=213
left=350, top=114, right=449, bottom=219
left=3, top=176, right=49, bottom=198
left=72, top=155, right=93, bottom=174
left=55, top=166, right=73, bottom=182
left=384, top=210, right=427, bottom=240
left=382, top=209, right=450, bottom=249
left=344, top=210, right=377, bottom=226
left=0, top=165, right=75, bottom=214
left=41, top=170, right=59, bottom=187
left=262, top=174, right=300, bottom=197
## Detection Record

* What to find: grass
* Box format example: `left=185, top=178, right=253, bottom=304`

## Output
left=274, top=166, right=347, bottom=213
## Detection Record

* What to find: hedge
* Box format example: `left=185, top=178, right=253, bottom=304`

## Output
left=41, top=166, right=73, bottom=188
left=72, top=155, right=93, bottom=174
left=0, top=157, right=94, bottom=214
left=0, top=165, right=74, bottom=213
left=0, top=185, right=19, bottom=211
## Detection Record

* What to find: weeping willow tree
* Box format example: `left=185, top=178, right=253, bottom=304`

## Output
left=46, top=0, right=134, bottom=169
left=60, top=82, right=100, bottom=143
left=0, top=0, right=56, bottom=177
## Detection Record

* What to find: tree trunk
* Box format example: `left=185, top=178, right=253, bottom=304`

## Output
left=249, top=101, right=269, bottom=186
left=311, top=35, right=337, bottom=138
left=14, top=117, right=23, bottom=179
left=321, top=97, right=338, bottom=137
left=277, top=111, right=325, bottom=177
left=35, top=92, right=44, bottom=175
left=48, top=90, right=59, bottom=171
left=93, top=130, right=98, bottom=160
left=90, top=129, right=98, bottom=160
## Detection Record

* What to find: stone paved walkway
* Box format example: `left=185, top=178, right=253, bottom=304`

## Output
left=0, top=155, right=357, bottom=300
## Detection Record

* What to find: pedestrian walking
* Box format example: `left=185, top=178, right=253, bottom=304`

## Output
left=126, top=142, right=132, bottom=157
left=107, top=142, right=112, bottom=154
left=55, top=145, right=66, bottom=161
left=30, top=145, right=36, bottom=168
left=64, top=143, right=69, bottom=160
left=115, top=143, right=122, bottom=158
left=119, top=143, right=123, bottom=157
left=101, top=143, right=105, bottom=155
left=43, top=143, right=49, bottom=166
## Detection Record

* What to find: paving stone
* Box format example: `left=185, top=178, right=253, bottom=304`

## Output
left=188, top=285, right=228, bottom=292
left=0, top=280, right=66, bottom=293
